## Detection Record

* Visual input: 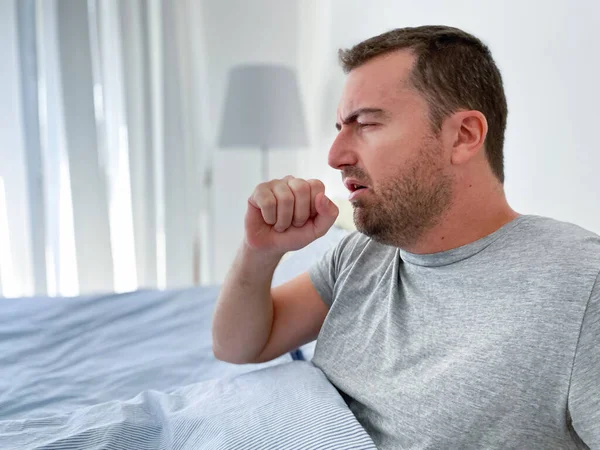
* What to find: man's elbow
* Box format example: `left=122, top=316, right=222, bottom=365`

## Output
left=211, top=327, right=250, bottom=364
left=212, top=343, right=261, bottom=365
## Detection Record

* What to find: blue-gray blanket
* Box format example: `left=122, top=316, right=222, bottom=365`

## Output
left=0, top=361, right=375, bottom=449
left=0, top=287, right=375, bottom=449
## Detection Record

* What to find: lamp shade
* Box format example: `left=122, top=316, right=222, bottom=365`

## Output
left=218, top=64, right=309, bottom=148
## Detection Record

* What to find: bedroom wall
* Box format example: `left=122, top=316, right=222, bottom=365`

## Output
left=1, top=1, right=597, bottom=291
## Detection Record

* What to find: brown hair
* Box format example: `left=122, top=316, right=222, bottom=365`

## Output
left=339, top=25, right=507, bottom=183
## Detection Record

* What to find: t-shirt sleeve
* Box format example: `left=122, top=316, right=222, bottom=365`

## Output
left=308, top=231, right=360, bottom=308
left=568, top=271, right=600, bottom=448
left=308, top=244, right=339, bottom=308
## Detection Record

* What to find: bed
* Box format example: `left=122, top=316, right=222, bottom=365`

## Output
left=0, top=219, right=374, bottom=449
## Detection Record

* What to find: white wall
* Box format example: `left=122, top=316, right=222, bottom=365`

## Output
left=319, top=0, right=600, bottom=234
left=296, top=1, right=346, bottom=198
left=202, top=0, right=303, bottom=283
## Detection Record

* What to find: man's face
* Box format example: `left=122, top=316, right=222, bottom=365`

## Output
left=329, top=50, right=455, bottom=248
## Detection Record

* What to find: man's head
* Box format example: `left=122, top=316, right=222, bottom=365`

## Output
left=329, top=25, right=508, bottom=248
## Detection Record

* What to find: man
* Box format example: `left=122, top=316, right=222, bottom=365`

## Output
left=212, top=26, right=599, bottom=449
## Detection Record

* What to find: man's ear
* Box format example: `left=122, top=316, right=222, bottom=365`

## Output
left=445, top=110, right=488, bottom=166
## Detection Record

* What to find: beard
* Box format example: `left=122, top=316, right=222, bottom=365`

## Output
left=348, top=138, right=454, bottom=249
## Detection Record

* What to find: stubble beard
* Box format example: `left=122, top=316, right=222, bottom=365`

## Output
left=352, top=140, right=454, bottom=249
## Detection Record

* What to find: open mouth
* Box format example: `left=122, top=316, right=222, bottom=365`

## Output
left=343, top=178, right=370, bottom=200
left=344, top=179, right=369, bottom=192
left=349, top=183, right=367, bottom=192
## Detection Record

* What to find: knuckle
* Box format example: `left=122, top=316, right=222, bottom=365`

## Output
left=260, top=195, right=276, bottom=210
left=278, top=193, right=294, bottom=206
left=289, top=179, right=310, bottom=195
left=267, top=179, right=283, bottom=190
left=256, top=182, right=271, bottom=192
left=254, top=185, right=272, bottom=200
left=308, top=179, right=325, bottom=191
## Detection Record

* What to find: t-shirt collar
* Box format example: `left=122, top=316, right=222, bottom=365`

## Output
left=399, top=215, right=528, bottom=267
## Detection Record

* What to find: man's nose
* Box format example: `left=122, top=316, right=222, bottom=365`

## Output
left=328, top=130, right=358, bottom=170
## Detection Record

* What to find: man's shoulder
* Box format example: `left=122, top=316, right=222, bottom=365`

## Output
left=332, top=231, right=396, bottom=267
left=519, top=215, right=600, bottom=244
left=515, top=215, right=600, bottom=266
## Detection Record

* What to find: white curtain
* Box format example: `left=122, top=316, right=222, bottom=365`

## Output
left=0, top=0, right=213, bottom=297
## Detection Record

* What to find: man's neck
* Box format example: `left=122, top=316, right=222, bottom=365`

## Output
left=402, top=189, right=519, bottom=255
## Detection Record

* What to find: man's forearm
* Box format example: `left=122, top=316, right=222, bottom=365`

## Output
left=211, top=242, right=284, bottom=364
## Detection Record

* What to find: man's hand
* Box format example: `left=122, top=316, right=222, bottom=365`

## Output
left=245, top=176, right=339, bottom=255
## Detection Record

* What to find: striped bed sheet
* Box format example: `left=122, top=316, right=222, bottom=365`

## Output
left=0, top=361, right=376, bottom=449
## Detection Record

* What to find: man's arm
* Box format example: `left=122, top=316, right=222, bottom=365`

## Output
left=211, top=176, right=338, bottom=364
left=212, top=266, right=328, bottom=364
left=252, top=272, right=329, bottom=363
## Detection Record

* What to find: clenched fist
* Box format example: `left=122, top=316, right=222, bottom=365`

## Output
left=245, top=176, right=339, bottom=255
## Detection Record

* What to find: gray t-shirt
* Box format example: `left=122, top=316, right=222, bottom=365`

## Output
left=308, top=215, right=600, bottom=449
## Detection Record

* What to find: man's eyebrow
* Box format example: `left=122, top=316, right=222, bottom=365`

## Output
left=335, top=108, right=388, bottom=130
